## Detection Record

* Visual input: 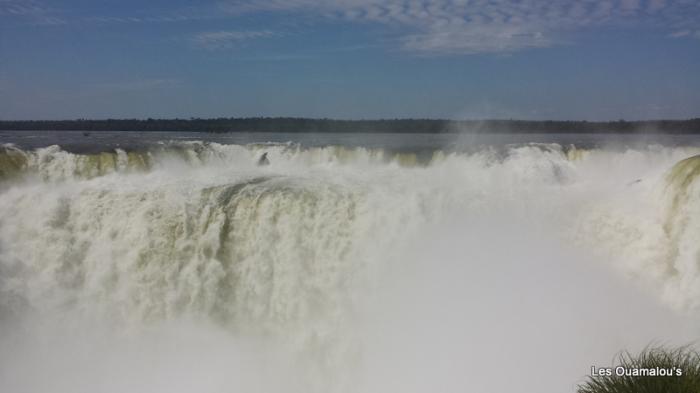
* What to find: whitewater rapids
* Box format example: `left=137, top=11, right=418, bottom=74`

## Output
left=1, top=141, right=699, bottom=393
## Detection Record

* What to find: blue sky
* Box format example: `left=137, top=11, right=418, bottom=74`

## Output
left=1, top=0, right=699, bottom=120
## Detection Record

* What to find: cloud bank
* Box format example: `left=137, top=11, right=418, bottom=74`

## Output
left=215, top=0, right=700, bottom=54
left=3, top=0, right=699, bottom=54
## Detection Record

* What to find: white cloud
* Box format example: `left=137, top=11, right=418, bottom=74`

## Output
left=402, top=24, right=554, bottom=54
left=669, top=29, right=691, bottom=37
left=620, top=0, right=641, bottom=12
left=0, top=0, right=68, bottom=25
left=7, top=0, right=700, bottom=54
left=212, top=0, right=700, bottom=54
left=191, top=30, right=277, bottom=49
left=92, top=78, right=180, bottom=92
left=0, top=0, right=45, bottom=16
left=648, top=0, right=666, bottom=12
left=669, top=29, right=700, bottom=39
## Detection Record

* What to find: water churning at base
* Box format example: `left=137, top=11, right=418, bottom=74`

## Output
left=1, top=141, right=700, bottom=393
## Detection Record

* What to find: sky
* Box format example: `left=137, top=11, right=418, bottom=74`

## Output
left=0, top=0, right=699, bottom=120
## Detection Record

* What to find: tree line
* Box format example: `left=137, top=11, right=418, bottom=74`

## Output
left=1, top=117, right=699, bottom=133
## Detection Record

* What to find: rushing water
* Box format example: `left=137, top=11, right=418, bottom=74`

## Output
left=1, top=131, right=700, bottom=393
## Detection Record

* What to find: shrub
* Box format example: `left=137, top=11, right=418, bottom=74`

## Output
left=578, top=346, right=700, bottom=393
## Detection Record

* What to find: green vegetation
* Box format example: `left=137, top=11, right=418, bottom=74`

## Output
left=1, top=117, right=699, bottom=133
left=578, top=346, right=700, bottom=393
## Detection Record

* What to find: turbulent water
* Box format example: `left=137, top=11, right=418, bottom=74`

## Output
left=1, top=133, right=700, bottom=393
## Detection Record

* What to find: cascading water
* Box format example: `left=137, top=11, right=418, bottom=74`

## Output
left=1, top=141, right=699, bottom=393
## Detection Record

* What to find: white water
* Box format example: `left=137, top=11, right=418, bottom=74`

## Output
left=1, top=142, right=699, bottom=392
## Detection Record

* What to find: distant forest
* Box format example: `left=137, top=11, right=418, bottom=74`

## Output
left=1, top=118, right=700, bottom=134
